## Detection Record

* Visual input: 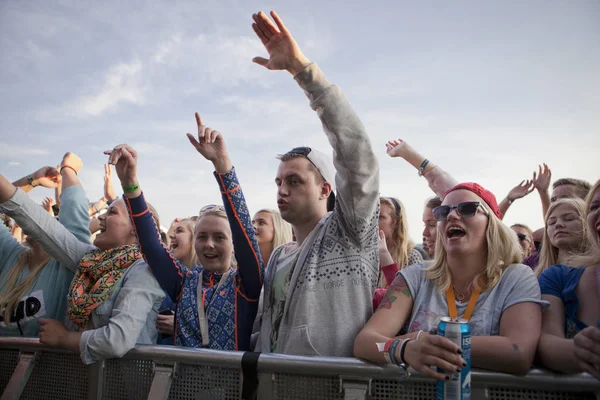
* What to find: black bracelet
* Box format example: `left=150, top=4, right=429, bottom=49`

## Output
left=400, top=338, right=412, bottom=364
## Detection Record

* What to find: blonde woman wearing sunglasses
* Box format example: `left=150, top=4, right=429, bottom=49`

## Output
left=355, top=183, right=546, bottom=379
left=109, top=113, right=263, bottom=351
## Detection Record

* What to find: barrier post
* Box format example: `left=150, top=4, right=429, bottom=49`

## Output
left=339, top=376, right=372, bottom=400
left=87, top=359, right=105, bottom=400
left=0, top=351, right=37, bottom=400
left=146, top=362, right=179, bottom=400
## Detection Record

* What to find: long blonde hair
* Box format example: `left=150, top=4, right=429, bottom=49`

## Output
left=255, top=209, right=293, bottom=249
left=0, top=247, right=50, bottom=325
left=380, top=197, right=416, bottom=287
left=536, top=198, right=589, bottom=277
left=174, top=217, right=199, bottom=268
left=562, top=181, right=600, bottom=269
left=426, top=201, right=522, bottom=293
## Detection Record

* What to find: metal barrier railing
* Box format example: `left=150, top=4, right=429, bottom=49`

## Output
left=1, top=337, right=599, bottom=400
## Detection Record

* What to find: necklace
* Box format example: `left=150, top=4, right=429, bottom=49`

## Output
left=452, top=285, right=467, bottom=302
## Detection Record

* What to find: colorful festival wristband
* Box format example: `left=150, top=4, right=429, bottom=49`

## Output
left=122, top=183, right=140, bottom=193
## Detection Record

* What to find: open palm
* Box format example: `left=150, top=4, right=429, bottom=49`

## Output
left=251, top=11, right=309, bottom=74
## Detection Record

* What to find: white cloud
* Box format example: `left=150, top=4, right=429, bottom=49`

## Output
left=8, top=161, right=21, bottom=166
left=0, top=143, right=49, bottom=157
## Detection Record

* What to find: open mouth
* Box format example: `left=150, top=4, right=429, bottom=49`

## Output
left=203, top=254, right=219, bottom=260
left=170, top=242, right=179, bottom=250
left=447, top=226, right=466, bottom=239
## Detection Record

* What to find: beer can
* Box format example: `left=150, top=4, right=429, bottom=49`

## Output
left=435, top=317, right=471, bottom=400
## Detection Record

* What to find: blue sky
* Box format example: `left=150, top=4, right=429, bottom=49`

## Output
left=1, top=0, right=598, bottom=240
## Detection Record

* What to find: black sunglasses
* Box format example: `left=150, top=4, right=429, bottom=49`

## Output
left=516, top=233, right=530, bottom=242
left=433, top=202, right=488, bottom=221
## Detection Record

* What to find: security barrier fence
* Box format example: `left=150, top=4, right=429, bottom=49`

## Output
left=1, top=338, right=599, bottom=400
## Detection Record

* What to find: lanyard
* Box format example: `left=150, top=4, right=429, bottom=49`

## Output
left=197, top=269, right=231, bottom=347
left=446, top=285, right=481, bottom=321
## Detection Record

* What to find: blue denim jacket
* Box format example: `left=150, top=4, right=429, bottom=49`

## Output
left=1, top=188, right=164, bottom=364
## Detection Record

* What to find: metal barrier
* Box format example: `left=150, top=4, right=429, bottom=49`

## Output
left=1, top=337, right=599, bottom=400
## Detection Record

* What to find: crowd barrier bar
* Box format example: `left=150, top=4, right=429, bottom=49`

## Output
left=1, top=337, right=599, bottom=400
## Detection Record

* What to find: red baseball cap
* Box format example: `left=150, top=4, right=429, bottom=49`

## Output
left=443, top=182, right=503, bottom=219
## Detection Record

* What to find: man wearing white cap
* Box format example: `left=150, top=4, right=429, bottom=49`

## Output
left=251, top=10, right=380, bottom=356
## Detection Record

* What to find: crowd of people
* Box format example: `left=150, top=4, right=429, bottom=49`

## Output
left=1, top=10, right=599, bottom=383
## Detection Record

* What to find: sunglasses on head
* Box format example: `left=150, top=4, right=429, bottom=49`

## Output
left=432, top=201, right=488, bottom=221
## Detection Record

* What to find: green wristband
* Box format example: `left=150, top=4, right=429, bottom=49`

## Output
left=122, top=183, right=140, bottom=193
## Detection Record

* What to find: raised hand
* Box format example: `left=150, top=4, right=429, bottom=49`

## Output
left=532, top=163, right=552, bottom=192
left=60, top=152, right=83, bottom=174
left=385, top=139, right=410, bottom=159
left=42, top=196, right=55, bottom=215
left=251, top=11, right=311, bottom=75
left=103, top=164, right=117, bottom=201
left=31, top=166, right=62, bottom=189
left=508, top=180, right=535, bottom=201
left=186, top=113, right=232, bottom=174
left=103, top=144, right=138, bottom=186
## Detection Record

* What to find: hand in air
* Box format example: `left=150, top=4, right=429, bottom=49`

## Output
left=103, top=164, right=117, bottom=201
left=60, top=152, right=83, bottom=174
left=186, top=113, right=232, bottom=173
left=532, top=163, right=552, bottom=192
left=385, top=139, right=410, bottom=159
left=508, top=180, right=535, bottom=200
left=251, top=11, right=311, bottom=75
left=103, top=145, right=138, bottom=187
left=32, top=166, right=62, bottom=189
left=42, top=197, right=55, bottom=215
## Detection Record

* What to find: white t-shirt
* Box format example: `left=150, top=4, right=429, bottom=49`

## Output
left=398, top=263, right=547, bottom=336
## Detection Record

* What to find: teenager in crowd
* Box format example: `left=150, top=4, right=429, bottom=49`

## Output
left=355, top=183, right=546, bottom=378
left=252, top=209, right=293, bottom=266
left=0, top=154, right=164, bottom=364
left=535, top=198, right=590, bottom=278
left=511, top=223, right=534, bottom=260
left=537, top=179, right=600, bottom=379
left=156, top=216, right=199, bottom=345
left=0, top=158, right=87, bottom=336
left=115, top=114, right=263, bottom=350
left=250, top=10, right=380, bottom=357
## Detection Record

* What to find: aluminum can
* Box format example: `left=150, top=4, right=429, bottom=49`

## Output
left=435, top=317, right=471, bottom=400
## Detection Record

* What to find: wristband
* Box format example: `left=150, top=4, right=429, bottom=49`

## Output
left=417, top=159, right=430, bottom=177
left=506, top=196, right=514, bottom=205
left=388, top=339, right=402, bottom=365
left=416, top=330, right=424, bottom=341
left=60, top=165, right=78, bottom=175
left=399, top=338, right=412, bottom=365
left=122, top=183, right=140, bottom=193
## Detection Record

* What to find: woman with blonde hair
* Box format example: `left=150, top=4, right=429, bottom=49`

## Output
left=511, top=223, right=535, bottom=260
left=252, top=209, right=293, bottom=266
left=119, top=113, right=263, bottom=350
left=535, top=198, right=589, bottom=278
left=0, top=157, right=89, bottom=337
left=537, top=179, right=600, bottom=379
left=355, top=182, right=546, bottom=379
left=0, top=155, right=165, bottom=364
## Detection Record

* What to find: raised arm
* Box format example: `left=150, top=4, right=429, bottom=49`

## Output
left=11, top=166, right=62, bottom=194
left=106, top=144, right=186, bottom=301
left=0, top=168, right=93, bottom=272
left=56, top=153, right=92, bottom=244
left=498, top=179, right=534, bottom=219
left=386, top=139, right=458, bottom=198
left=532, top=163, right=552, bottom=218
left=251, top=10, right=379, bottom=243
left=187, top=113, right=264, bottom=299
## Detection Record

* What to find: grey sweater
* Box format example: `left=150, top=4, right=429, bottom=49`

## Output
left=255, top=63, right=380, bottom=357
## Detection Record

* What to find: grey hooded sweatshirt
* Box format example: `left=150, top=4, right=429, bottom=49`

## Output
left=254, top=62, right=380, bottom=357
